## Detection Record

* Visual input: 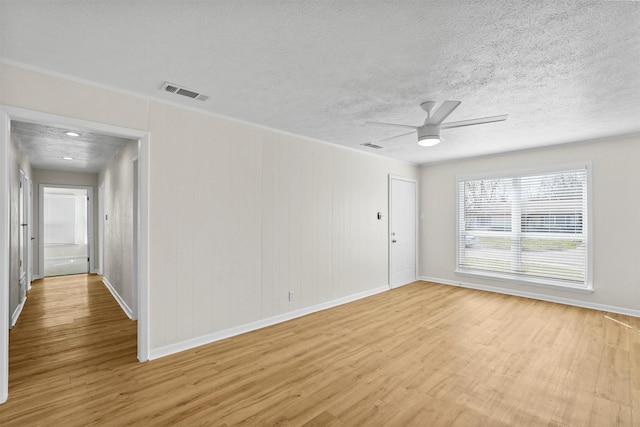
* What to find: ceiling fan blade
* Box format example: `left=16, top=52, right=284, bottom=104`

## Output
left=424, top=101, right=461, bottom=125
left=440, top=114, right=508, bottom=129
left=365, top=121, right=419, bottom=130
left=379, top=130, right=416, bottom=142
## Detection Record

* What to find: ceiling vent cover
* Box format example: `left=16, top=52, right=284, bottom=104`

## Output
left=361, top=142, right=383, bottom=149
left=161, top=82, right=209, bottom=101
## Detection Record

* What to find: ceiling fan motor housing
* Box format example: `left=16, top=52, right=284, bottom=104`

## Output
left=418, top=125, right=440, bottom=142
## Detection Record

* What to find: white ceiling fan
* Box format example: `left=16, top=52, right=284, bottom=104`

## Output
left=366, top=101, right=507, bottom=147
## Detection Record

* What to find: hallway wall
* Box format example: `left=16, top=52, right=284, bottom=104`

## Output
left=99, top=141, right=137, bottom=315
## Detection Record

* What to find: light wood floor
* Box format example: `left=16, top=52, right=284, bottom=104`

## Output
left=2, top=274, right=638, bottom=426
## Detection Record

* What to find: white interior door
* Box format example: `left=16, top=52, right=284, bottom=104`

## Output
left=18, top=170, right=27, bottom=301
left=27, top=178, right=33, bottom=289
left=389, top=176, right=417, bottom=288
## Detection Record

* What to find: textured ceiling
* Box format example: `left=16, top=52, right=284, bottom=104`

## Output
left=1, top=1, right=639, bottom=164
left=11, top=121, right=131, bottom=173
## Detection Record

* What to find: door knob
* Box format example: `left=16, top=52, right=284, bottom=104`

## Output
left=392, top=239, right=397, bottom=243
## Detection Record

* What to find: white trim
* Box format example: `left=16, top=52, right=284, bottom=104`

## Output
left=10, top=297, right=26, bottom=328
left=418, top=276, right=640, bottom=318
left=102, top=277, right=133, bottom=320
left=0, top=106, right=147, bottom=140
left=455, top=162, right=593, bottom=291
left=454, top=270, right=594, bottom=293
left=0, top=109, right=10, bottom=403
left=150, top=285, right=389, bottom=360
left=391, top=280, right=415, bottom=289
left=136, top=134, right=150, bottom=362
left=39, top=184, right=94, bottom=276
left=585, top=161, right=594, bottom=291
left=132, top=158, right=138, bottom=321
left=27, top=177, right=33, bottom=289
left=97, top=184, right=104, bottom=275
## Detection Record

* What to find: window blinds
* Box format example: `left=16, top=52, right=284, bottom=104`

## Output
left=457, top=166, right=589, bottom=289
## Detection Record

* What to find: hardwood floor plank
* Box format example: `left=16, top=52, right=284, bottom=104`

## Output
left=1, top=275, right=637, bottom=425
left=604, top=313, right=631, bottom=351
left=596, top=346, right=631, bottom=407
left=590, top=396, right=633, bottom=427
left=631, top=389, right=640, bottom=427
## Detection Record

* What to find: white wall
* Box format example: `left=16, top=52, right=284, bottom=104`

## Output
left=419, top=135, right=640, bottom=314
left=98, top=141, right=137, bottom=313
left=147, top=102, right=417, bottom=350
left=31, top=169, right=99, bottom=278
left=1, top=63, right=419, bottom=356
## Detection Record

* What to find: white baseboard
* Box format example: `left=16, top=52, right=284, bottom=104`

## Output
left=10, top=297, right=26, bottom=328
left=391, top=278, right=418, bottom=289
left=102, top=277, right=134, bottom=320
left=149, top=285, right=390, bottom=360
left=419, top=276, right=640, bottom=318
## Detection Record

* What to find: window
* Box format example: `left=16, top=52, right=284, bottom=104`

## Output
left=44, top=191, right=88, bottom=245
left=457, top=164, right=591, bottom=290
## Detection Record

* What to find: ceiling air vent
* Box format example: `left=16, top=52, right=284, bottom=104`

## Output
left=161, top=82, right=209, bottom=102
left=361, top=142, right=383, bottom=149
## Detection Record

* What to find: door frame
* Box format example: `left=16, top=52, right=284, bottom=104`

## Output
left=11, top=169, right=30, bottom=327
left=39, top=184, right=94, bottom=277
left=97, top=184, right=104, bottom=275
left=18, top=170, right=27, bottom=293
left=0, top=108, right=9, bottom=404
left=132, top=157, right=139, bottom=320
left=0, top=105, right=151, bottom=404
left=388, top=175, right=418, bottom=289
left=27, top=177, right=33, bottom=290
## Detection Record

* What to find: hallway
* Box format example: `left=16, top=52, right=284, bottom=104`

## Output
left=4, top=274, right=137, bottom=424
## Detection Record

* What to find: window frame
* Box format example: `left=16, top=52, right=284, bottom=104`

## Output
left=456, top=162, right=593, bottom=292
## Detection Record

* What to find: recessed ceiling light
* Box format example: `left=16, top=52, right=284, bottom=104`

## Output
left=66, top=131, right=80, bottom=137
left=63, top=156, right=73, bottom=160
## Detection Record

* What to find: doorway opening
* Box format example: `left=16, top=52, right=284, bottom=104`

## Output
left=41, top=186, right=93, bottom=277
left=0, top=105, right=150, bottom=404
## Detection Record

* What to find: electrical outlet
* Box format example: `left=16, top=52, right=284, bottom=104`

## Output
left=288, top=291, right=295, bottom=301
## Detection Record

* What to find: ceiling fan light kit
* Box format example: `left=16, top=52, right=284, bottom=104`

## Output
left=417, top=125, right=441, bottom=146
left=366, top=101, right=507, bottom=148
left=417, top=137, right=440, bottom=147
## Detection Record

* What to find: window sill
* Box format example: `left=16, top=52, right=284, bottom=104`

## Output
left=455, top=269, right=594, bottom=293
